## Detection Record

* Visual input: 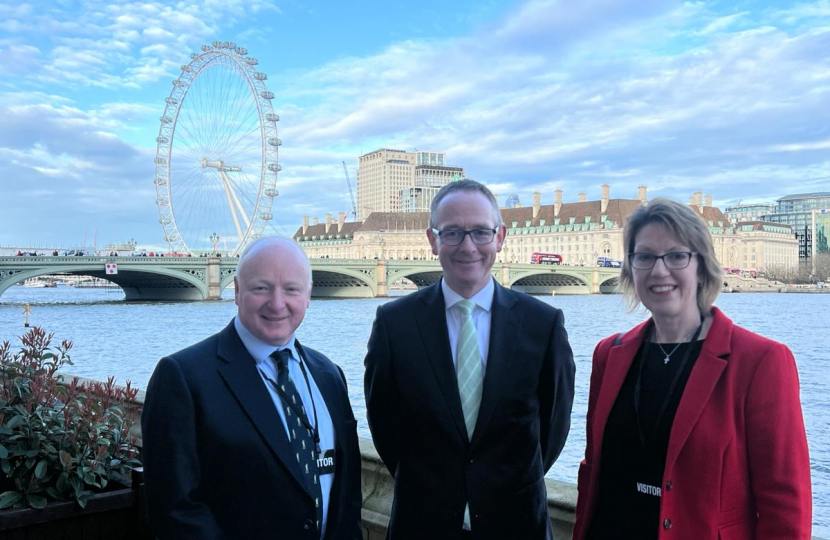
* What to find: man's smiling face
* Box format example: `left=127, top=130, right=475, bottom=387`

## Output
left=234, top=242, right=311, bottom=346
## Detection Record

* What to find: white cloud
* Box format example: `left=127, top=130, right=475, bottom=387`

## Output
left=698, top=12, right=748, bottom=35
left=2, top=0, right=830, bottom=247
left=771, top=139, right=830, bottom=152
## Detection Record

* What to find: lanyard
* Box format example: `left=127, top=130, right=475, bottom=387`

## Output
left=261, top=350, right=322, bottom=457
left=633, top=315, right=704, bottom=451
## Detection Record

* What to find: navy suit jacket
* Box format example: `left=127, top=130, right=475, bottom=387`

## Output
left=364, top=281, right=575, bottom=540
left=141, top=321, right=362, bottom=540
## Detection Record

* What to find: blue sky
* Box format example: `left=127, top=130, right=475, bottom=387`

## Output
left=1, top=0, right=829, bottom=250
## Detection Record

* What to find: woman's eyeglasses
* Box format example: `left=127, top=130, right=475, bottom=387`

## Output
left=629, top=251, right=697, bottom=270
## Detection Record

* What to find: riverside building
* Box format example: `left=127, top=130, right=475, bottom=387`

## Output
left=356, top=149, right=465, bottom=220
left=295, top=186, right=798, bottom=273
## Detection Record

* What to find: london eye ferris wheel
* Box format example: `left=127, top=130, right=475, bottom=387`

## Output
left=154, top=41, right=281, bottom=255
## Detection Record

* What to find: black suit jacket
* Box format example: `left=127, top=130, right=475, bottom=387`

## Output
left=141, top=321, right=362, bottom=540
left=364, top=281, right=575, bottom=540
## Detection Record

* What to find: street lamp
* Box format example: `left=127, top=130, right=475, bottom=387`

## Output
left=210, top=232, right=220, bottom=254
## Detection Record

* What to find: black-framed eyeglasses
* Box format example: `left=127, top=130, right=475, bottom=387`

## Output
left=629, top=251, right=697, bottom=270
left=431, top=228, right=497, bottom=246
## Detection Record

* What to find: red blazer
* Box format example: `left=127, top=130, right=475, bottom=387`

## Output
left=574, top=307, right=811, bottom=540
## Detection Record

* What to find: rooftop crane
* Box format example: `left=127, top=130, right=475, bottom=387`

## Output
left=342, top=161, right=358, bottom=221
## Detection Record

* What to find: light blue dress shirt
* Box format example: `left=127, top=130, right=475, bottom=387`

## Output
left=234, top=317, right=335, bottom=538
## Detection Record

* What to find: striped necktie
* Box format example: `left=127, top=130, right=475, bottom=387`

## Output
left=455, top=299, right=484, bottom=438
left=271, top=349, right=324, bottom=534
left=455, top=299, right=484, bottom=530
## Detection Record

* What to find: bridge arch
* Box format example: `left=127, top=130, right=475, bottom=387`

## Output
left=0, top=263, right=209, bottom=301
left=386, top=268, right=443, bottom=289
left=508, top=268, right=592, bottom=295
left=310, top=267, right=377, bottom=298
left=598, top=276, right=619, bottom=294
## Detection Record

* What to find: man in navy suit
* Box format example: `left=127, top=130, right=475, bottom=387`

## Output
left=364, top=180, right=575, bottom=540
left=142, top=237, right=362, bottom=540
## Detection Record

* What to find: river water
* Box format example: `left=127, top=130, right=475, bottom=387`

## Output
left=1, top=286, right=828, bottom=536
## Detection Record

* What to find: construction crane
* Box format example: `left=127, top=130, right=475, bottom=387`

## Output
left=342, top=161, right=358, bottom=221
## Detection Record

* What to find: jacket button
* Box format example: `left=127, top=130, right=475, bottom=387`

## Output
left=665, top=480, right=673, bottom=491
left=663, top=518, right=672, bottom=529
left=303, top=519, right=313, bottom=530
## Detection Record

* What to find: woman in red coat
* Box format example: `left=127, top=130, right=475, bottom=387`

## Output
left=574, top=198, right=811, bottom=540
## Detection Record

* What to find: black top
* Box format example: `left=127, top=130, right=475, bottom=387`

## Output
left=586, top=338, right=704, bottom=540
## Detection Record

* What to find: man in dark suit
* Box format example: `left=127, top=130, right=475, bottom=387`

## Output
left=142, top=237, right=362, bottom=540
left=364, top=180, right=575, bottom=540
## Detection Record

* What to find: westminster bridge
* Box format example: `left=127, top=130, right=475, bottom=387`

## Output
left=0, top=256, right=620, bottom=301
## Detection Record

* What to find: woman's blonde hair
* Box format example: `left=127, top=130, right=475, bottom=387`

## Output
left=619, top=198, right=723, bottom=313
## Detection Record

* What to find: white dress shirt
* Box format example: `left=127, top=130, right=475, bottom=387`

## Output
left=234, top=317, right=335, bottom=538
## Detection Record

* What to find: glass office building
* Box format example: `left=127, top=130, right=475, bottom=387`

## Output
left=815, top=209, right=830, bottom=257
left=762, top=192, right=830, bottom=258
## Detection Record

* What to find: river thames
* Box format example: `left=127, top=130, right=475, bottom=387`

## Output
left=1, top=286, right=827, bottom=535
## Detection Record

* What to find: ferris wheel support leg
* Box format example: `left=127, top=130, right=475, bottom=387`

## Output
left=226, top=175, right=252, bottom=229
left=219, top=170, right=246, bottom=242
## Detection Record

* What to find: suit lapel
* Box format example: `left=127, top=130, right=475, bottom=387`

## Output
left=470, top=283, right=519, bottom=447
left=215, top=322, right=311, bottom=497
left=664, top=308, right=732, bottom=471
left=591, top=321, right=648, bottom=455
left=414, top=283, right=469, bottom=443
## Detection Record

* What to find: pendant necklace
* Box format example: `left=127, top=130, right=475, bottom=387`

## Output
left=654, top=325, right=697, bottom=364
left=655, top=341, right=683, bottom=364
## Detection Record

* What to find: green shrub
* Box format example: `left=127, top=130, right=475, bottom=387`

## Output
left=0, top=326, right=141, bottom=509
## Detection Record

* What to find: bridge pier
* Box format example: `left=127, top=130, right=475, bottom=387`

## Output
left=376, top=260, right=388, bottom=298
left=500, top=263, right=510, bottom=288
left=207, top=258, right=222, bottom=300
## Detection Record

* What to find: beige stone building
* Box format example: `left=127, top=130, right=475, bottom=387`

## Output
left=356, top=149, right=464, bottom=219
left=295, top=186, right=799, bottom=274
left=356, top=149, right=415, bottom=220
left=296, top=212, right=436, bottom=261
left=726, top=222, right=798, bottom=271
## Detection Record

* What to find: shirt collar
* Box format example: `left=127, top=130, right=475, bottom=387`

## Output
left=234, top=316, right=299, bottom=365
left=441, top=277, right=494, bottom=313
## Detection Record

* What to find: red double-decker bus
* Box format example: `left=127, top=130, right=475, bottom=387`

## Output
left=530, top=252, right=563, bottom=265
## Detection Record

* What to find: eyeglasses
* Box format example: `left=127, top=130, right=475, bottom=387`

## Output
left=431, top=228, right=497, bottom=246
left=629, top=251, right=697, bottom=270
